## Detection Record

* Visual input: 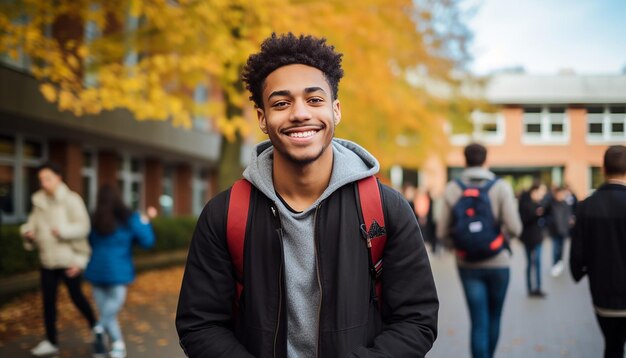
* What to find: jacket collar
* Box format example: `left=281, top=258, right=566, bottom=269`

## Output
left=597, top=182, right=626, bottom=192
left=33, top=182, right=70, bottom=208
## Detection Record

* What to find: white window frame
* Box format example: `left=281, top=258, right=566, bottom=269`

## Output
left=522, top=106, right=570, bottom=145
left=586, top=105, right=626, bottom=143
left=0, top=133, right=48, bottom=223
left=117, top=153, right=144, bottom=210
left=471, top=110, right=505, bottom=145
left=160, top=164, right=175, bottom=217
left=81, top=148, right=98, bottom=211
left=192, top=166, right=210, bottom=216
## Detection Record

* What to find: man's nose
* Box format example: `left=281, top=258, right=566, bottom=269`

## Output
left=290, top=99, right=312, bottom=121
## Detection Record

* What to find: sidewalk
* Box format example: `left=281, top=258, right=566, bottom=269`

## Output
left=428, top=239, right=602, bottom=357
left=0, top=240, right=603, bottom=357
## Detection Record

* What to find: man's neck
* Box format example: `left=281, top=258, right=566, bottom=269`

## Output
left=606, top=174, right=626, bottom=186
left=273, top=151, right=334, bottom=212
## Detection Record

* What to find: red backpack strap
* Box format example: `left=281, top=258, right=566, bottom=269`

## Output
left=227, top=179, right=251, bottom=302
left=357, top=176, right=387, bottom=307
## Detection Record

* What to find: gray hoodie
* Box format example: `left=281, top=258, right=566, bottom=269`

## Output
left=243, top=138, right=379, bottom=357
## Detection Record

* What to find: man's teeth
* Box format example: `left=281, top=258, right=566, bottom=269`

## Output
left=289, top=131, right=317, bottom=138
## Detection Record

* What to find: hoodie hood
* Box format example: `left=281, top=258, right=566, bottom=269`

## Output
left=243, top=138, right=380, bottom=215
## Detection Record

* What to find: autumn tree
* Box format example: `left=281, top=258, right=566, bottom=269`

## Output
left=0, top=0, right=472, bottom=190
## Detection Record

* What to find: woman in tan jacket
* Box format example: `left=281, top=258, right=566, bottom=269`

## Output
left=20, top=162, right=97, bottom=357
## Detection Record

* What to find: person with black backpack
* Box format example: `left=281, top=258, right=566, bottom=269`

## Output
left=437, top=143, right=522, bottom=358
left=175, top=33, right=438, bottom=358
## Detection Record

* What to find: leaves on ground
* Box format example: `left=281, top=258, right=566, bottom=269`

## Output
left=0, top=266, right=184, bottom=346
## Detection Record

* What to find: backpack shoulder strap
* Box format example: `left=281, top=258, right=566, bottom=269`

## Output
left=357, top=176, right=386, bottom=307
left=480, top=177, right=499, bottom=192
left=357, top=176, right=387, bottom=271
left=227, top=179, right=251, bottom=287
left=455, top=178, right=467, bottom=191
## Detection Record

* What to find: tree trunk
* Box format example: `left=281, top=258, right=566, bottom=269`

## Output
left=217, top=133, right=243, bottom=192
left=217, top=84, right=244, bottom=192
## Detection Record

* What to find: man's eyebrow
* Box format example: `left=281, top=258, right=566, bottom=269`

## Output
left=304, top=87, right=326, bottom=94
left=268, top=90, right=291, bottom=100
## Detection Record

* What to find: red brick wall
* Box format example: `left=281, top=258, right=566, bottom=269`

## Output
left=49, top=141, right=83, bottom=195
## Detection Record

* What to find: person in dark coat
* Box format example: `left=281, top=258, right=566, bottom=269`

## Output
left=547, top=186, right=573, bottom=277
left=519, top=183, right=548, bottom=297
left=571, top=145, right=626, bottom=358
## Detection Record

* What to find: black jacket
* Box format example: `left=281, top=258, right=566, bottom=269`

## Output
left=518, top=192, right=545, bottom=249
left=176, top=182, right=438, bottom=357
left=570, top=183, right=626, bottom=310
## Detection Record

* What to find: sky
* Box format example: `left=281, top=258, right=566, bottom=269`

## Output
left=465, top=0, right=626, bottom=75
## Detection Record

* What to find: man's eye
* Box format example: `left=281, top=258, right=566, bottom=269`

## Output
left=272, top=101, right=288, bottom=108
left=309, top=98, right=323, bottom=103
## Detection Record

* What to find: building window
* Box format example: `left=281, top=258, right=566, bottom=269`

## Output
left=117, top=154, right=143, bottom=210
left=548, top=107, right=566, bottom=137
left=81, top=150, right=98, bottom=211
left=192, top=167, right=211, bottom=216
left=523, top=107, right=542, bottom=136
left=587, top=105, right=626, bottom=142
left=609, top=105, right=625, bottom=137
left=0, top=133, right=47, bottom=223
left=160, top=165, right=175, bottom=217
left=471, top=111, right=505, bottom=144
left=522, top=106, right=570, bottom=144
left=589, top=166, right=603, bottom=192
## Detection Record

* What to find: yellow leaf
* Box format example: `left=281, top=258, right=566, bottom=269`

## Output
left=39, top=83, right=57, bottom=102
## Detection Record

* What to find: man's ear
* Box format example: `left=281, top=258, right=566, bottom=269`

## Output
left=333, top=100, right=341, bottom=125
left=257, top=107, right=268, bottom=134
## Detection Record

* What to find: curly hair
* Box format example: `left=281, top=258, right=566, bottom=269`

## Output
left=242, top=33, right=344, bottom=109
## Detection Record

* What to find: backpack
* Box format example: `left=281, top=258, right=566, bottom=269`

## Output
left=226, top=176, right=387, bottom=309
left=451, top=178, right=504, bottom=261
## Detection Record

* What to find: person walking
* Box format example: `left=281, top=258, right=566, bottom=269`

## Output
left=437, top=143, right=522, bottom=358
left=176, top=33, right=438, bottom=357
left=519, top=182, right=548, bottom=297
left=19, top=162, right=97, bottom=357
left=571, top=145, right=626, bottom=358
left=547, top=186, right=573, bottom=277
left=85, top=185, right=156, bottom=358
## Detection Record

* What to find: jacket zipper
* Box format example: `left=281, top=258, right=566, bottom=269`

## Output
left=271, top=204, right=284, bottom=358
left=313, top=204, right=322, bottom=358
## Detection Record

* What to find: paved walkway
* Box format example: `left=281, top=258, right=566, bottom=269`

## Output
left=0, top=240, right=603, bottom=357
left=428, top=239, right=602, bottom=357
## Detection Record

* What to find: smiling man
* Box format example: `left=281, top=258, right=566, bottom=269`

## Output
left=176, top=33, right=438, bottom=358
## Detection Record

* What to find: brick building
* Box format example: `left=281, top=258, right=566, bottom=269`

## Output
left=0, top=64, right=223, bottom=224
left=420, top=72, right=626, bottom=199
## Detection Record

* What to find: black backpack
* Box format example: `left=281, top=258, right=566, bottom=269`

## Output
left=451, top=178, right=504, bottom=261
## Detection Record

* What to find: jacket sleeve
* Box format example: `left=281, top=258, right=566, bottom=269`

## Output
left=129, top=213, right=156, bottom=249
left=569, top=203, right=587, bottom=282
left=175, top=191, right=254, bottom=358
left=57, top=193, right=91, bottom=240
left=19, top=211, right=36, bottom=251
left=349, top=188, right=438, bottom=357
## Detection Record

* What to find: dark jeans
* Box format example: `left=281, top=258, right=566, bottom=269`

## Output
left=596, top=315, right=626, bottom=358
left=524, top=244, right=542, bottom=293
left=551, top=234, right=565, bottom=265
left=41, top=268, right=96, bottom=344
left=458, top=267, right=510, bottom=358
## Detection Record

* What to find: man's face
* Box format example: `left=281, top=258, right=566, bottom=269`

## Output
left=38, top=168, right=62, bottom=195
left=257, top=64, right=341, bottom=166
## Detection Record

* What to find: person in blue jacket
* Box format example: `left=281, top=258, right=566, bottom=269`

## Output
left=85, top=185, right=156, bottom=358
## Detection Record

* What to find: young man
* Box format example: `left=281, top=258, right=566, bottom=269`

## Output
left=436, top=143, right=522, bottom=358
left=571, top=145, right=626, bottom=358
left=176, top=33, right=438, bottom=357
left=20, top=162, right=96, bottom=356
